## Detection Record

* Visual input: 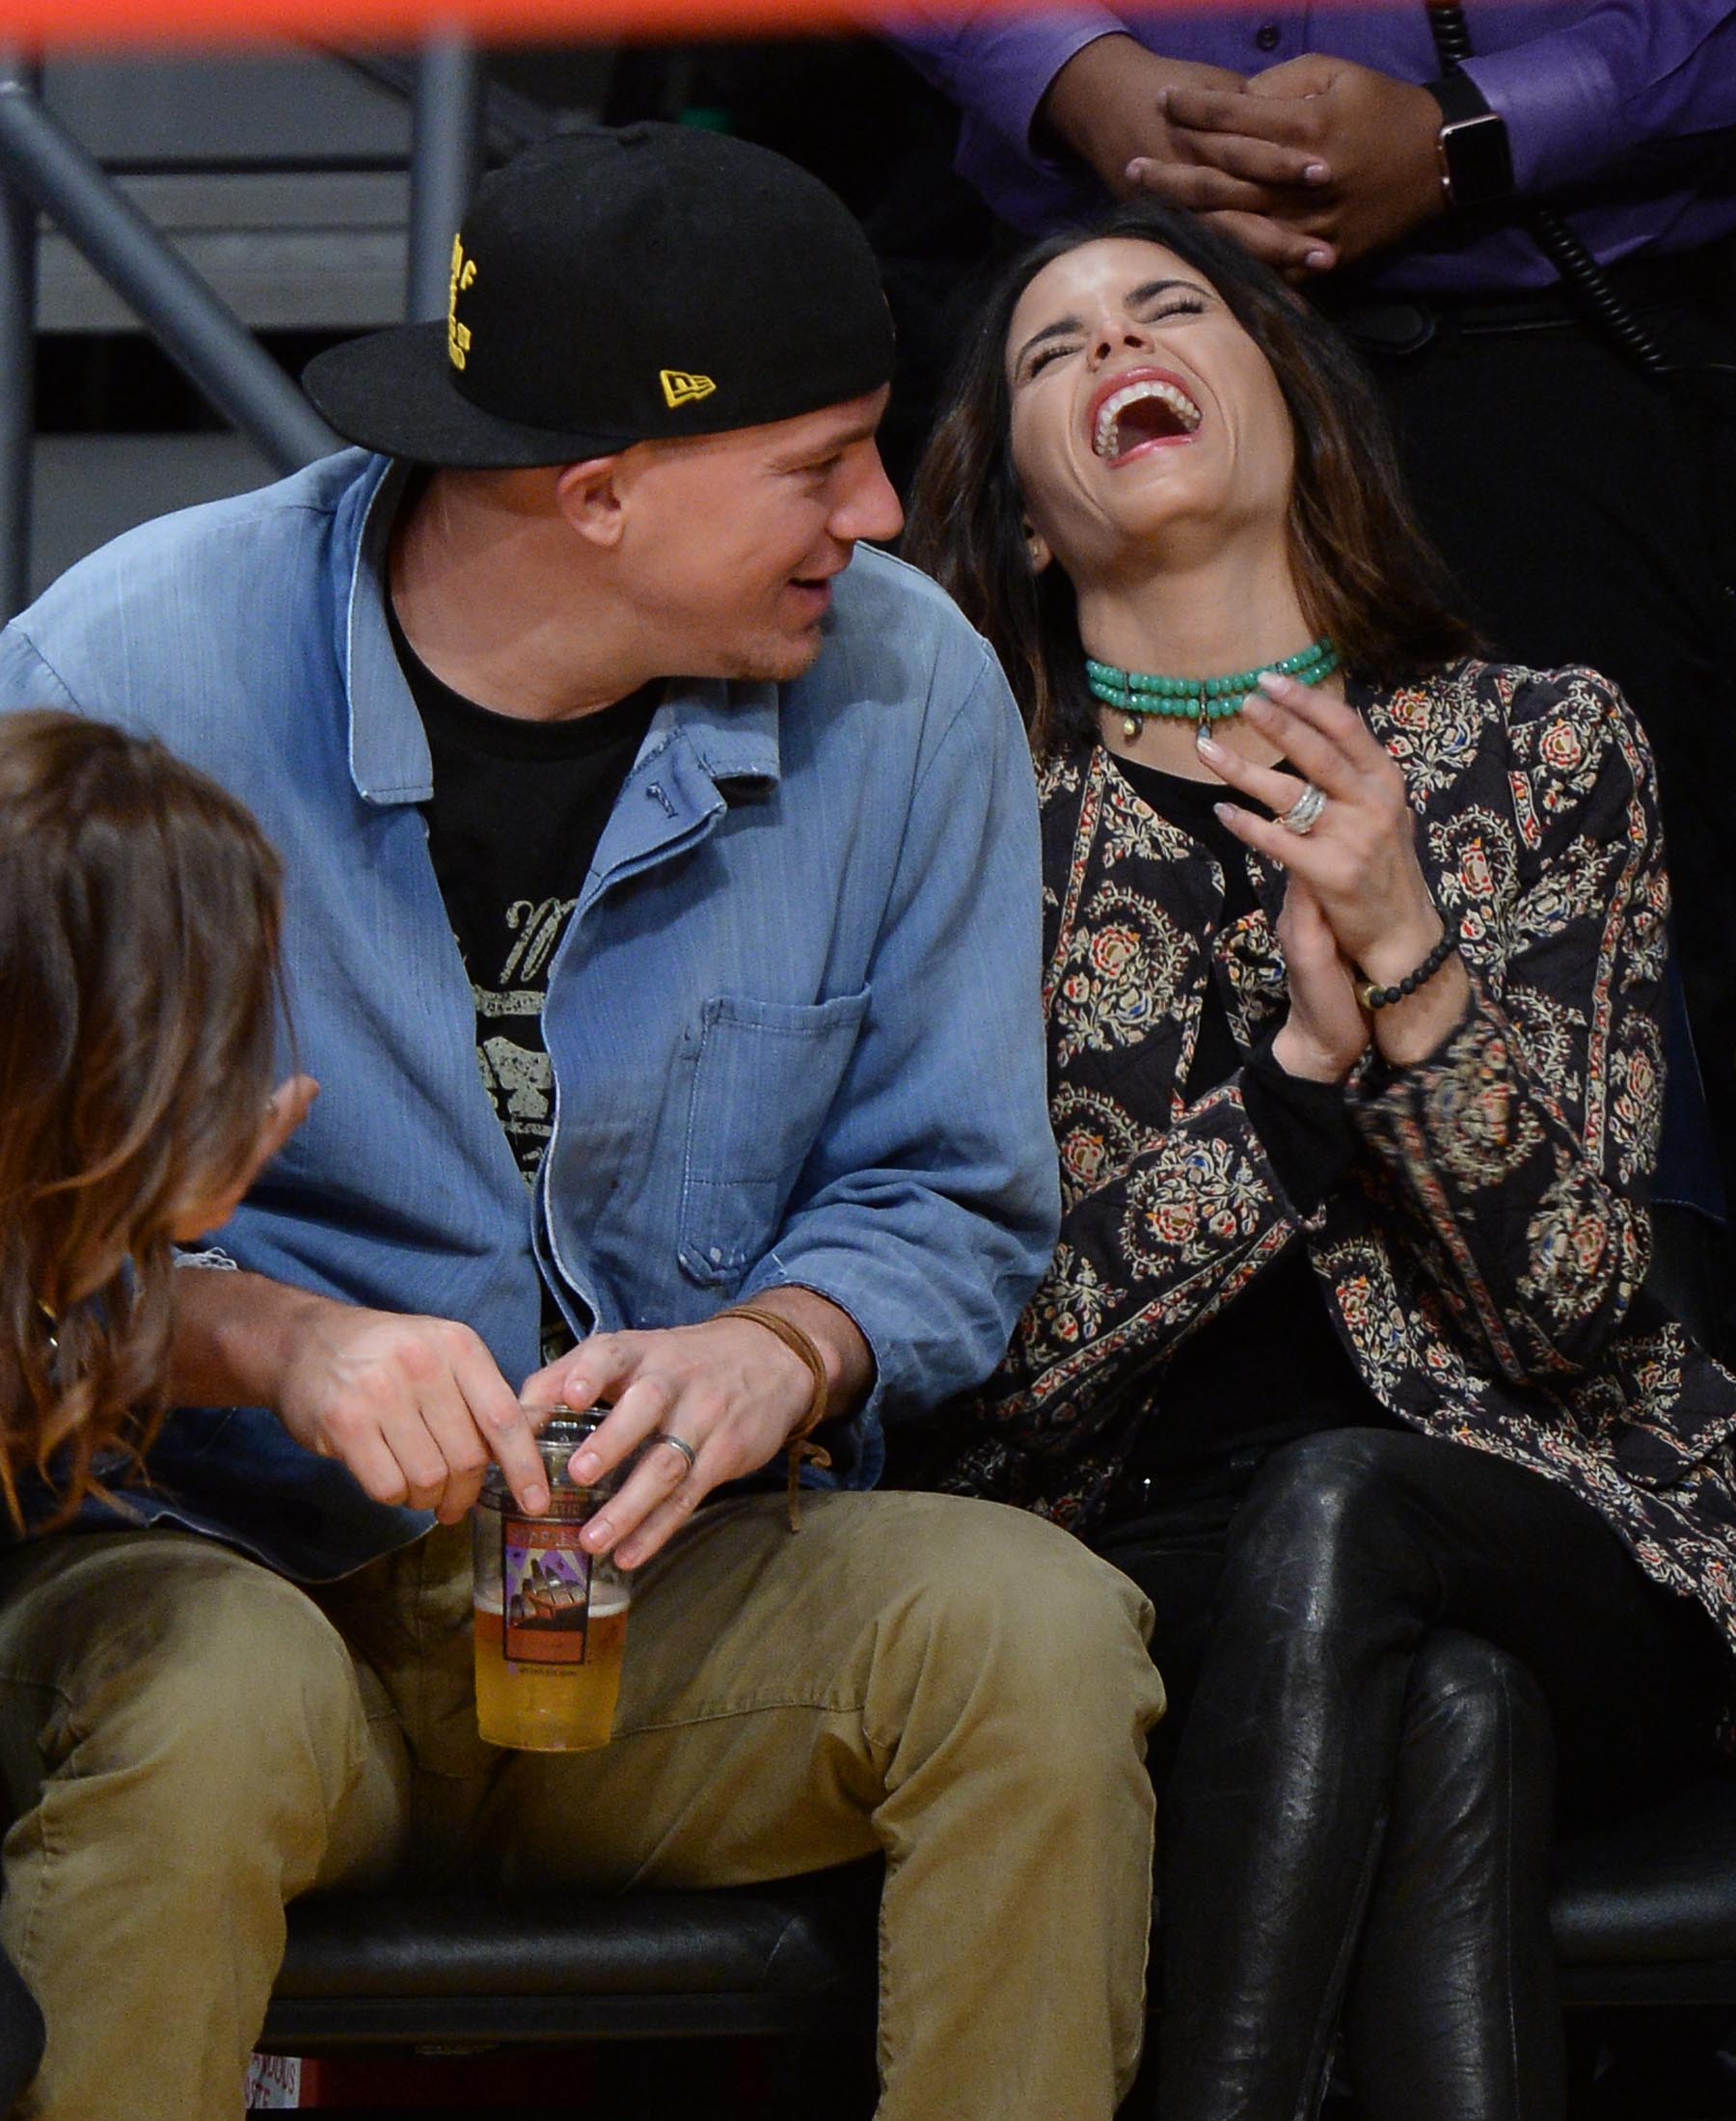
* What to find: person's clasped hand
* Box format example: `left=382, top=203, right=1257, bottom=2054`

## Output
left=1130, top=53, right=1448, bottom=275
left=1269, top=875, right=1369, bottom=1085
left=1200, top=670, right=1470, bottom=1067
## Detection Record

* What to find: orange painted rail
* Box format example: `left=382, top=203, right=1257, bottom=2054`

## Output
left=0, top=0, right=1430, bottom=53
left=4, top=0, right=876, bottom=40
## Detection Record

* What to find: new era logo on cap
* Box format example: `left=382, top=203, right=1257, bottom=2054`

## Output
left=661, top=369, right=717, bottom=410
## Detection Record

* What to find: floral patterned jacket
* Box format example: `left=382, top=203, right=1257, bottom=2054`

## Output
left=928, top=660, right=1736, bottom=1653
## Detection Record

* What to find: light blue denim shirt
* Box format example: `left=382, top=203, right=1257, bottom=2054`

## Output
left=0, top=450, right=1058, bottom=1579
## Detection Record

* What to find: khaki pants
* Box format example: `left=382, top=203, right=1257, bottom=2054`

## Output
left=0, top=1490, right=1162, bottom=2121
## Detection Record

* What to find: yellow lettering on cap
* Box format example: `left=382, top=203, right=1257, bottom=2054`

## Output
left=448, top=237, right=479, bottom=370
left=661, top=369, right=717, bottom=411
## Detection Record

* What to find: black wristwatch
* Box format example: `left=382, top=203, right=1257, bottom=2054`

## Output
left=1423, top=70, right=1514, bottom=213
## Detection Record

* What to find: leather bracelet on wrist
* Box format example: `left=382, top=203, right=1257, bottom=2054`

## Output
left=717, top=1302, right=833, bottom=1532
left=1356, top=928, right=1459, bottom=1013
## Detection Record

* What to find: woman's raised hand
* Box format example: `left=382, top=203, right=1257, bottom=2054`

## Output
left=1271, top=876, right=1368, bottom=1084
left=1203, top=670, right=1469, bottom=1065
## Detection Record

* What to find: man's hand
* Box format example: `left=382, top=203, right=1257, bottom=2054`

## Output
left=1140, top=54, right=1447, bottom=274
left=1044, top=38, right=1325, bottom=275
left=521, top=1289, right=872, bottom=1569
left=274, top=1297, right=552, bottom=1524
left=170, top=1266, right=550, bottom=1525
left=1042, top=37, right=1261, bottom=200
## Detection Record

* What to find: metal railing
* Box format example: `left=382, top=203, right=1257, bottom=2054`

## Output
left=0, top=59, right=38, bottom=621
left=407, top=36, right=484, bottom=320
left=0, top=39, right=494, bottom=617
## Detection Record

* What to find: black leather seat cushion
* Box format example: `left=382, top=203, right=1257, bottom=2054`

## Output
left=261, top=1871, right=880, bottom=2051
left=276, top=1878, right=876, bottom=2001
left=262, top=1778, right=1736, bottom=2046
left=1552, top=1775, right=1736, bottom=1978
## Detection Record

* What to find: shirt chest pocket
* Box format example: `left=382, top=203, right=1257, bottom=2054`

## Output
left=678, top=988, right=871, bottom=1287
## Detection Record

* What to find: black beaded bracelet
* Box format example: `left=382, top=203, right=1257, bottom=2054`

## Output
left=1356, top=928, right=1458, bottom=1012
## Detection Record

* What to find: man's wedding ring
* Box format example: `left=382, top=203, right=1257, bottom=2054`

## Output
left=653, top=1432, right=699, bottom=1474
left=1281, top=782, right=1327, bottom=836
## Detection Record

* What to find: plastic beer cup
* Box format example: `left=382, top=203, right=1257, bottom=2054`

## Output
left=472, top=1407, right=632, bottom=1752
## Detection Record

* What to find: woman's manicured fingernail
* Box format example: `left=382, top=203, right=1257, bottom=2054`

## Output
left=1213, top=802, right=1237, bottom=826
left=1304, top=160, right=1329, bottom=184
left=1304, top=247, right=1332, bottom=270
left=1196, top=731, right=1224, bottom=758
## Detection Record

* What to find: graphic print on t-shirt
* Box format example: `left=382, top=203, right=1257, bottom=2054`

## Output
left=389, top=585, right=658, bottom=1363
left=474, top=894, right=579, bottom=1183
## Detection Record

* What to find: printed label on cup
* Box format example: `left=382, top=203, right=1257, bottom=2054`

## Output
left=502, top=1509, right=594, bottom=1666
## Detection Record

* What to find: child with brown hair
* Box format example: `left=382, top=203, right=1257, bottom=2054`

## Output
left=0, top=709, right=314, bottom=1530
left=0, top=709, right=314, bottom=2101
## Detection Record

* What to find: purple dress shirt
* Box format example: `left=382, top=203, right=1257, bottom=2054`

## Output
left=888, top=1, right=1736, bottom=293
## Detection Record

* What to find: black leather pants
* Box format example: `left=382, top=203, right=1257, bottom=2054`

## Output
left=1095, top=1427, right=1729, bottom=2121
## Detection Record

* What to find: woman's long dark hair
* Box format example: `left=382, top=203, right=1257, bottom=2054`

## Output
left=905, top=204, right=1478, bottom=756
left=0, top=712, right=285, bottom=1530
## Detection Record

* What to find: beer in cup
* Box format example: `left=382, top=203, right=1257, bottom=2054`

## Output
left=472, top=1407, right=632, bottom=1751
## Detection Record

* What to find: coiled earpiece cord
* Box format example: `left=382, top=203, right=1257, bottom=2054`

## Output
left=1424, top=0, right=1736, bottom=389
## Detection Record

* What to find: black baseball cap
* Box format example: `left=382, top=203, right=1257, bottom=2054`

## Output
left=302, top=122, right=896, bottom=469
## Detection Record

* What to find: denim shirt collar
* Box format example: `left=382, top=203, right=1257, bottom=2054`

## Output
left=338, top=452, right=783, bottom=814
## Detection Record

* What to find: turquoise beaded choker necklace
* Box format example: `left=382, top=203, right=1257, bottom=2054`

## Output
left=1086, top=637, right=1339, bottom=740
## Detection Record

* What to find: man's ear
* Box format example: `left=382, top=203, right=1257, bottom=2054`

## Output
left=1024, top=523, right=1053, bottom=574
left=554, top=455, right=629, bottom=549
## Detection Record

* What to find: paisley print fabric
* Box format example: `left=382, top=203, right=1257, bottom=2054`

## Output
left=1051, top=885, right=1193, bottom=1069
left=931, top=662, right=1736, bottom=1658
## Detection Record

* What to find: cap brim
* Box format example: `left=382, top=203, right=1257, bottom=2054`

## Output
left=302, top=321, right=643, bottom=469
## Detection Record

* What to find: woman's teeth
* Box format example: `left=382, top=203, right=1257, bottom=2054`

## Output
left=1092, top=379, right=1203, bottom=460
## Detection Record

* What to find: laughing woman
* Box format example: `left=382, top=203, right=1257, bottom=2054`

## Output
left=904, top=204, right=1736, bottom=2121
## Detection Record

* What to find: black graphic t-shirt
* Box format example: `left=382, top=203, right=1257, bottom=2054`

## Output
left=390, top=603, right=658, bottom=1360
